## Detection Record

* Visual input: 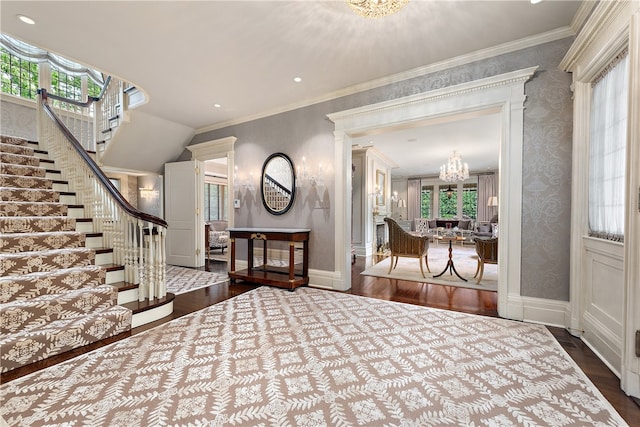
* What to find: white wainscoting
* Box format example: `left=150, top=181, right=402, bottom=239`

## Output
left=582, top=236, right=625, bottom=377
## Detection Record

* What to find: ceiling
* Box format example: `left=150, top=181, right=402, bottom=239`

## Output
left=0, top=0, right=581, bottom=176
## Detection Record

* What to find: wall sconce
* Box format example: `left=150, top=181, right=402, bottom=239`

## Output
left=297, top=156, right=325, bottom=188
left=243, top=171, right=257, bottom=193
left=369, top=185, right=382, bottom=198
left=391, top=191, right=398, bottom=203
left=138, top=188, right=158, bottom=200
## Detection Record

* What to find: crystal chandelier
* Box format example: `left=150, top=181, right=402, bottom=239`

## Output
left=347, top=0, right=409, bottom=19
left=439, top=150, right=469, bottom=182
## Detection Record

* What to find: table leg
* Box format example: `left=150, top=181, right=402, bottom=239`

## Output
left=433, top=239, right=467, bottom=281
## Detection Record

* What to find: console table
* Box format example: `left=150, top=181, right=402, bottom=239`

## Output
left=227, top=227, right=310, bottom=290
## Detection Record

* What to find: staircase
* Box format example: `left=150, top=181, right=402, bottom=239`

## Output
left=0, top=135, right=135, bottom=374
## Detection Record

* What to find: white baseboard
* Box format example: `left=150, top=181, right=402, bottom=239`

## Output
left=521, top=296, right=569, bottom=327
left=582, top=311, right=623, bottom=378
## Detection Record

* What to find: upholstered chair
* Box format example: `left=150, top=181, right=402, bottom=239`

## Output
left=473, top=237, right=498, bottom=283
left=385, top=217, right=430, bottom=278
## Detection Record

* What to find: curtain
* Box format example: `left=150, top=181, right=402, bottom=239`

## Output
left=477, top=174, right=497, bottom=222
left=407, top=178, right=421, bottom=226
left=588, top=53, right=628, bottom=242
left=0, top=34, right=105, bottom=84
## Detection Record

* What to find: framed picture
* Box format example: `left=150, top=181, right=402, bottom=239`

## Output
left=376, top=170, right=385, bottom=206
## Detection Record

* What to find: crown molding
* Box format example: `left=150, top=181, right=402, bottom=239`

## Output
left=196, top=27, right=573, bottom=135
left=560, top=1, right=631, bottom=73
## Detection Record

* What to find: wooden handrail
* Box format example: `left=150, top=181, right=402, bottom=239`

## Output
left=38, top=88, right=167, bottom=228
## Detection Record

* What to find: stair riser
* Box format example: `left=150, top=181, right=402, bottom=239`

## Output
left=107, top=269, right=124, bottom=284
left=66, top=207, right=85, bottom=218
left=95, top=251, right=113, bottom=265
left=0, top=285, right=118, bottom=334
left=131, top=300, right=173, bottom=328
left=0, top=306, right=131, bottom=373
left=52, top=182, right=69, bottom=192
left=59, top=194, right=76, bottom=204
left=45, top=171, right=63, bottom=180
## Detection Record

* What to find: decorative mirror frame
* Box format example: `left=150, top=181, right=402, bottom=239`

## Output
left=261, top=152, right=296, bottom=215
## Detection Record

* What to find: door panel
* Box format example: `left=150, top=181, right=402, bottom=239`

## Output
left=165, top=160, right=204, bottom=267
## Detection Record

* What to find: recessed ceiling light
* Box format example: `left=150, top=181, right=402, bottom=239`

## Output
left=530, top=0, right=542, bottom=4
left=213, top=104, right=221, bottom=108
left=293, top=77, right=302, bottom=83
left=17, top=14, right=35, bottom=25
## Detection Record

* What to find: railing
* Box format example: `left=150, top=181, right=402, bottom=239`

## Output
left=45, top=75, right=125, bottom=159
left=37, top=89, right=167, bottom=301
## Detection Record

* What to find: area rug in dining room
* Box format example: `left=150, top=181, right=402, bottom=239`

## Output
left=165, top=264, right=229, bottom=295
left=1, top=287, right=626, bottom=426
left=362, top=244, right=497, bottom=291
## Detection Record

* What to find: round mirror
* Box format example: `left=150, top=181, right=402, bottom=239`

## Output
left=261, top=152, right=296, bottom=215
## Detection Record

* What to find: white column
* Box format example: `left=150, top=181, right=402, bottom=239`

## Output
left=567, top=81, right=591, bottom=336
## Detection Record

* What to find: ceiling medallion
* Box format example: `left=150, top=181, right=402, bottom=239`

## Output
left=347, top=0, right=409, bottom=19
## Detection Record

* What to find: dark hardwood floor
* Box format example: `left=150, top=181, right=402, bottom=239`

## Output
left=3, top=257, right=639, bottom=425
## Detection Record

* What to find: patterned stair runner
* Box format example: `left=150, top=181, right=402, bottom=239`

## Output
left=0, top=135, right=131, bottom=374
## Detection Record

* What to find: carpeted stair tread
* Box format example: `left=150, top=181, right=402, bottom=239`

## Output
left=0, top=216, right=76, bottom=233
left=0, top=265, right=107, bottom=304
left=0, top=136, right=30, bottom=146
left=0, top=152, right=40, bottom=167
left=0, top=133, right=137, bottom=374
left=0, top=174, right=53, bottom=189
left=0, top=247, right=96, bottom=276
left=0, top=142, right=34, bottom=156
left=0, top=163, right=46, bottom=177
left=0, top=187, right=60, bottom=202
left=0, top=304, right=132, bottom=374
left=0, top=201, right=68, bottom=217
left=0, top=285, right=118, bottom=334
left=0, top=231, right=87, bottom=253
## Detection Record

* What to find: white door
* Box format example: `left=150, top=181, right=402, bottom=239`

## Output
left=165, top=160, right=204, bottom=267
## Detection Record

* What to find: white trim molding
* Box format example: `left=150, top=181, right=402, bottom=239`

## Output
left=328, top=67, right=537, bottom=316
left=562, top=0, right=640, bottom=398
left=187, top=136, right=237, bottom=231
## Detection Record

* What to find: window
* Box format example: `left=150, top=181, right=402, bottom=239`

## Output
left=588, top=53, right=628, bottom=242
left=420, top=185, right=433, bottom=218
left=439, top=186, right=457, bottom=218
left=1, top=35, right=105, bottom=102
left=204, top=183, right=227, bottom=221
left=0, top=47, right=38, bottom=100
left=87, top=78, right=102, bottom=98
left=462, top=182, right=478, bottom=220
left=51, top=65, right=82, bottom=101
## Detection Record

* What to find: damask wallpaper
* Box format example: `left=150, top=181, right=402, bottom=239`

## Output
left=0, top=100, right=37, bottom=141
left=194, top=37, right=574, bottom=300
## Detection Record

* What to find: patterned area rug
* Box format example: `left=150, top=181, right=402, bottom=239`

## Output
left=1, top=287, right=626, bottom=426
left=165, top=265, right=229, bottom=295
left=362, top=244, right=498, bottom=291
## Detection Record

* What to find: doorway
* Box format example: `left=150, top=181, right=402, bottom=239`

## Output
left=329, top=67, right=537, bottom=319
